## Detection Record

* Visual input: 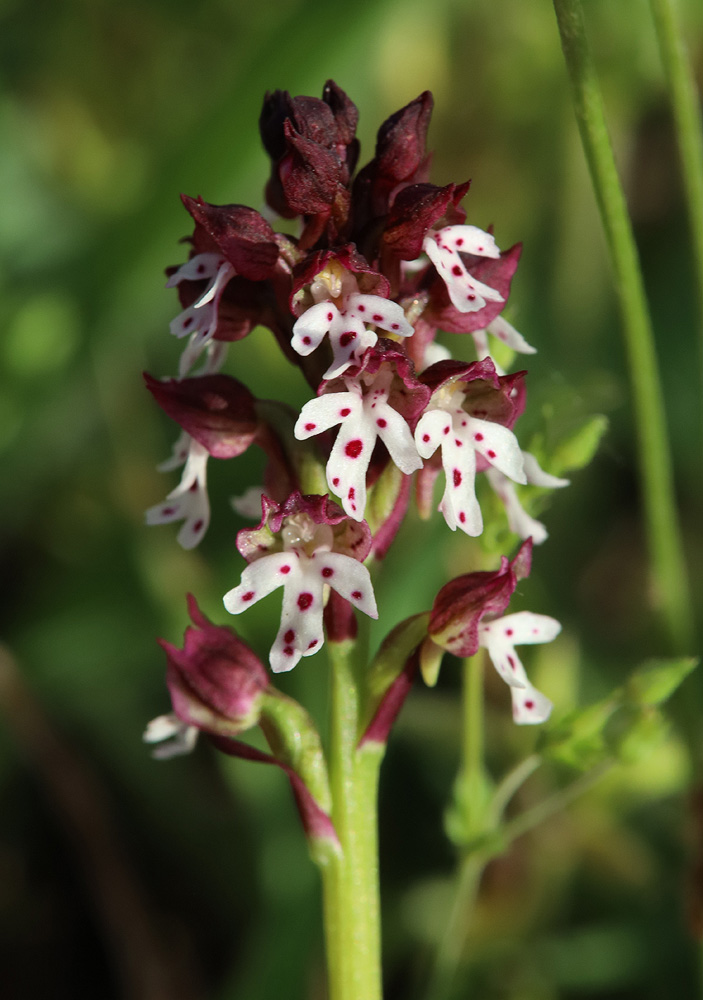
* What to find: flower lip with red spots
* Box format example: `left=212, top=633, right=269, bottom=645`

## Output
left=296, top=345, right=427, bottom=521
left=415, top=357, right=527, bottom=535
left=423, top=241, right=522, bottom=335
left=224, top=492, right=378, bottom=672
left=423, top=540, right=558, bottom=724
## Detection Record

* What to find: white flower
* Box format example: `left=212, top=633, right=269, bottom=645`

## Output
left=414, top=384, right=526, bottom=536
left=292, top=293, right=414, bottom=379
left=472, top=316, right=536, bottom=371
left=166, top=252, right=235, bottom=373
left=486, top=452, right=570, bottom=544
left=143, top=713, right=199, bottom=758
left=223, top=518, right=378, bottom=673
left=145, top=435, right=210, bottom=549
left=422, top=224, right=505, bottom=313
left=295, top=369, right=423, bottom=521
left=479, top=611, right=561, bottom=724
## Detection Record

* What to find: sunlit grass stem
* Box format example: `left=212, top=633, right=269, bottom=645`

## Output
left=553, top=0, right=694, bottom=653
left=650, top=0, right=703, bottom=381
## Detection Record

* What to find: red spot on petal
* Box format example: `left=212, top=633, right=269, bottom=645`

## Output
left=351, top=590, right=362, bottom=600
left=467, top=294, right=476, bottom=301
left=280, top=565, right=291, bottom=574
left=340, top=331, right=356, bottom=347
left=422, top=433, right=430, bottom=442
left=321, top=567, right=334, bottom=578
left=161, top=507, right=175, bottom=516
left=474, top=432, right=484, bottom=441
left=453, top=469, right=462, bottom=487
left=456, top=238, right=464, bottom=247
left=477, top=246, right=484, bottom=253
left=340, top=408, right=351, bottom=417
left=183, top=316, right=193, bottom=328
left=372, top=314, right=383, bottom=322
left=345, top=439, right=363, bottom=458
left=302, top=335, right=311, bottom=345
left=305, top=422, right=316, bottom=431
left=459, top=512, right=466, bottom=524
left=307, top=639, right=318, bottom=649
left=524, top=700, right=535, bottom=710
left=196, top=264, right=206, bottom=274
left=297, top=593, right=313, bottom=611
left=391, top=323, right=399, bottom=330
left=452, top=265, right=462, bottom=276
left=455, top=439, right=462, bottom=447
left=327, top=312, right=334, bottom=321
left=193, top=519, right=204, bottom=532
left=507, top=655, right=516, bottom=670
left=377, top=418, right=387, bottom=428
left=357, top=304, right=365, bottom=312
left=283, top=646, right=294, bottom=656
left=348, top=487, right=355, bottom=500
left=506, top=628, right=514, bottom=636
left=487, top=449, right=496, bottom=459
left=443, top=426, right=450, bottom=435
left=284, top=629, right=295, bottom=643
left=242, top=591, right=255, bottom=602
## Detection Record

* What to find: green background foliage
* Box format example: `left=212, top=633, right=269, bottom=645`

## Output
left=1, top=0, right=701, bottom=996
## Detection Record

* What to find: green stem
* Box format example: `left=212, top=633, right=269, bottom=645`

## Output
left=650, top=0, right=703, bottom=373
left=553, top=0, right=693, bottom=652
left=490, top=753, right=542, bottom=823
left=425, top=656, right=487, bottom=1000
left=462, top=654, right=484, bottom=819
left=497, top=760, right=613, bottom=851
left=320, top=639, right=383, bottom=1000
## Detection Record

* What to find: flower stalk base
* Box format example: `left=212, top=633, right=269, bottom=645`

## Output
left=321, top=640, right=383, bottom=1000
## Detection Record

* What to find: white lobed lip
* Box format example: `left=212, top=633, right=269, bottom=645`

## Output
left=294, top=371, right=423, bottom=523
left=423, top=224, right=504, bottom=314
left=479, top=612, right=562, bottom=725
left=414, top=390, right=526, bottom=537
left=223, top=544, right=377, bottom=674
left=291, top=290, right=414, bottom=379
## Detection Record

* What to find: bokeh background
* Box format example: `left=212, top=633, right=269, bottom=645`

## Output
left=1, top=0, right=702, bottom=997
